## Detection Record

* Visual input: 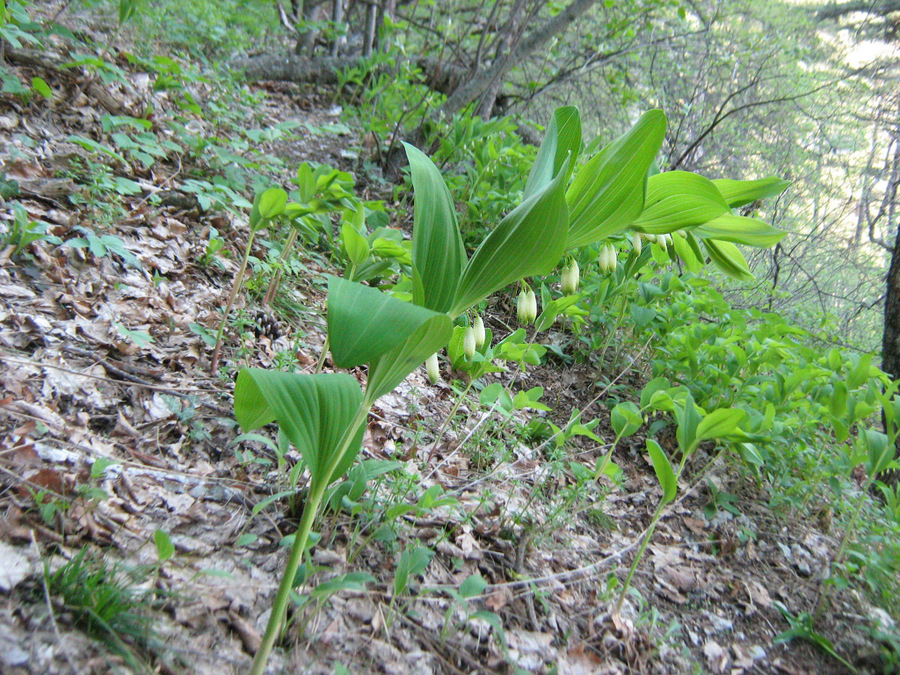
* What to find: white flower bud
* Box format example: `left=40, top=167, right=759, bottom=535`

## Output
left=632, top=233, right=642, bottom=254
left=599, top=244, right=617, bottom=273
left=472, top=316, right=486, bottom=348
left=517, top=289, right=529, bottom=324
left=425, top=353, right=440, bottom=384
left=463, top=326, right=477, bottom=359
left=561, top=259, right=580, bottom=295
left=525, top=289, right=538, bottom=323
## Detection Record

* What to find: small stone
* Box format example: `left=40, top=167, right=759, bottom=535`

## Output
left=706, top=612, right=734, bottom=633
left=2, top=644, right=28, bottom=667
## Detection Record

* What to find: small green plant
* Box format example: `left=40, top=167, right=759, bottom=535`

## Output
left=45, top=547, right=155, bottom=672
left=1, top=203, right=61, bottom=260
left=774, top=601, right=857, bottom=672
left=66, top=225, right=141, bottom=268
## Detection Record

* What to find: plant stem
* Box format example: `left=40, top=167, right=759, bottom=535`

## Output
left=314, top=336, right=330, bottom=374
left=249, top=401, right=370, bottom=675
left=210, top=231, right=256, bottom=374
left=247, top=478, right=325, bottom=675
left=427, top=378, right=475, bottom=461
left=263, top=228, right=298, bottom=306
left=615, top=497, right=666, bottom=616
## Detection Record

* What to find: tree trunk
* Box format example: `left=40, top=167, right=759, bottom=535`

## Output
left=817, top=1, right=900, bottom=21
left=885, top=228, right=900, bottom=383
left=437, top=0, right=601, bottom=119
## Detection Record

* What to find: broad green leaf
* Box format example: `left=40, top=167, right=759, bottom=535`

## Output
left=327, top=275, right=448, bottom=368
left=695, top=408, right=746, bottom=443
left=296, top=162, right=316, bottom=201
left=341, top=223, right=369, bottom=267
left=640, top=378, right=670, bottom=409
left=646, top=439, right=677, bottom=503
left=668, top=232, right=703, bottom=272
left=234, top=369, right=365, bottom=486
left=830, top=381, right=848, bottom=418
left=449, top=161, right=569, bottom=316
left=712, top=176, right=790, bottom=208
left=366, top=313, right=453, bottom=401
left=405, top=143, right=467, bottom=313
left=704, top=239, right=754, bottom=280
left=676, top=393, right=702, bottom=453
left=864, top=429, right=893, bottom=476
left=736, top=443, right=764, bottom=468
left=611, top=402, right=642, bottom=437
left=566, top=110, right=666, bottom=249
left=524, top=106, right=582, bottom=198
left=631, top=171, right=730, bottom=234
left=257, top=187, right=288, bottom=221
left=692, top=213, right=786, bottom=248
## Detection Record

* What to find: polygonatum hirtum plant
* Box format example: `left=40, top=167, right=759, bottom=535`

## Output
left=234, top=105, right=789, bottom=674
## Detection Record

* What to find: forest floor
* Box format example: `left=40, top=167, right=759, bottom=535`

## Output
left=0, top=13, right=896, bottom=675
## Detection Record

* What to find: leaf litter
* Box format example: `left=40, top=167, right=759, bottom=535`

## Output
left=0, top=16, right=893, bottom=675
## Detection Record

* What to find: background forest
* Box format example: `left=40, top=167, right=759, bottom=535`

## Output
left=2, top=0, right=900, bottom=673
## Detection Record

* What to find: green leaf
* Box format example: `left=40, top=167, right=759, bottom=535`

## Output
left=459, top=573, right=488, bottom=599
left=676, top=393, right=702, bottom=453
left=611, top=402, right=642, bottom=437
left=235, top=533, right=258, bottom=548
left=704, top=238, right=754, bottom=280
left=712, top=176, right=790, bottom=208
left=296, top=162, right=317, bottom=202
left=632, top=171, right=730, bottom=234
left=31, top=76, right=52, bottom=98
left=524, top=106, right=582, bottom=198
left=695, top=408, right=746, bottom=443
left=153, top=529, right=175, bottom=562
left=394, top=546, right=434, bottom=596
left=341, top=223, right=369, bottom=267
left=234, top=369, right=365, bottom=487
left=366, top=312, right=453, bottom=401
left=566, top=110, right=666, bottom=249
left=257, top=187, right=288, bottom=221
left=470, top=610, right=507, bottom=649
left=512, top=387, right=550, bottom=412
left=480, top=383, right=514, bottom=413
left=829, top=381, right=848, bottom=418
left=119, top=0, right=138, bottom=24
left=405, top=143, right=466, bottom=313
left=692, top=213, right=786, bottom=248
left=534, top=294, right=582, bottom=332
left=640, top=378, right=670, bottom=409
left=646, top=439, right=677, bottom=503
left=450, top=160, right=569, bottom=316
left=327, top=275, right=450, bottom=369
left=864, top=429, right=893, bottom=477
